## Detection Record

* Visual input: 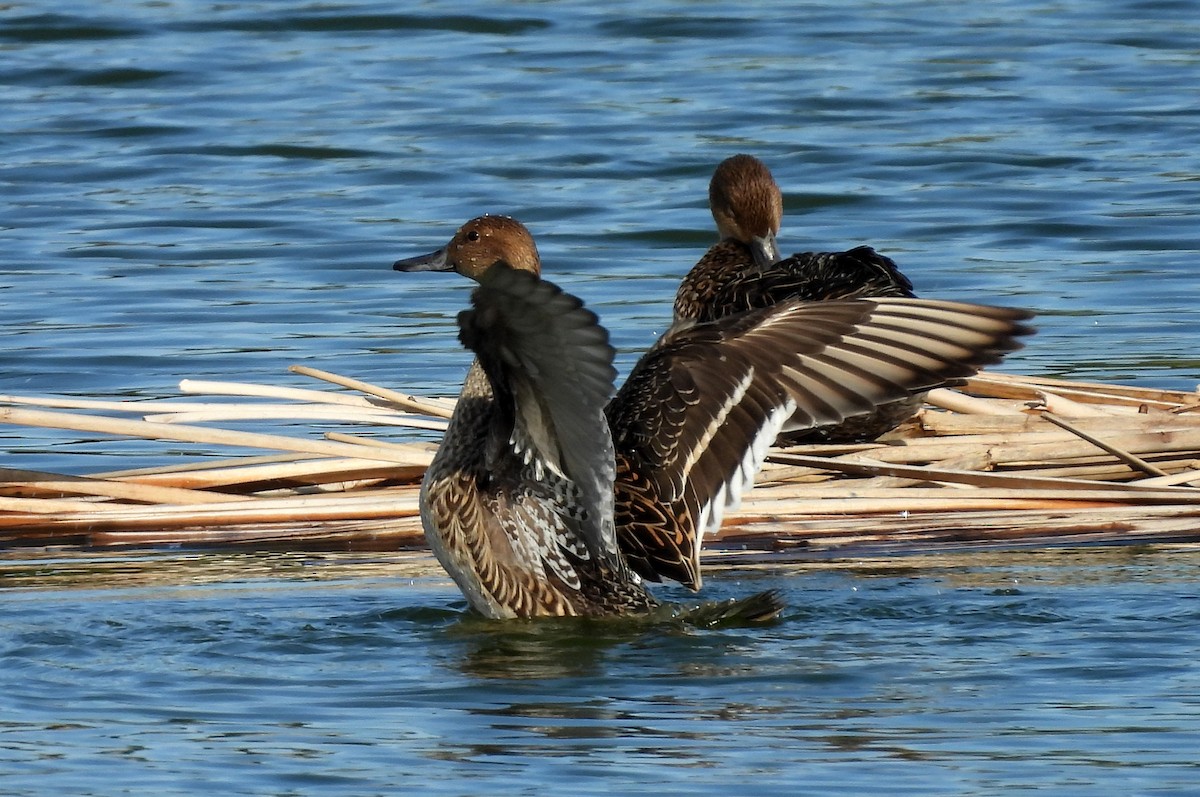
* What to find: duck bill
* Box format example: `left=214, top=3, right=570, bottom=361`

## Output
left=393, top=246, right=452, bottom=272
left=750, top=233, right=781, bottom=269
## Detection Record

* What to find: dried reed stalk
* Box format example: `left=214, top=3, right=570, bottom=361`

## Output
left=966, top=371, right=1200, bottom=410
left=84, top=519, right=426, bottom=549
left=918, top=411, right=1200, bottom=436
left=109, top=459, right=426, bottom=491
left=0, top=406, right=431, bottom=466
left=1039, top=412, right=1169, bottom=477
left=0, top=467, right=248, bottom=505
left=178, top=378, right=379, bottom=407
left=288, top=365, right=455, bottom=418
left=1, top=490, right=421, bottom=532
left=924, top=387, right=1026, bottom=415
left=93, top=452, right=323, bottom=479
left=5, top=368, right=1200, bottom=555
left=144, top=404, right=447, bottom=430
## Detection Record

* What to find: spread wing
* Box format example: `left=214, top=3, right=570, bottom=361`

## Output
left=458, top=265, right=626, bottom=578
left=609, top=297, right=1034, bottom=589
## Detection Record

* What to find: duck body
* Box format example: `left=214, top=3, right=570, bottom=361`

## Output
left=395, top=215, right=1033, bottom=617
left=423, top=376, right=659, bottom=618
left=675, top=242, right=915, bottom=324
left=419, top=266, right=658, bottom=618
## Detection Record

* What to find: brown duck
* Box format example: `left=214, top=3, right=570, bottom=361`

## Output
left=394, top=215, right=1032, bottom=618
left=677, top=154, right=922, bottom=442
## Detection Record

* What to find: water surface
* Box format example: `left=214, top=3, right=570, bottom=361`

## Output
left=3, top=548, right=1200, bottom=795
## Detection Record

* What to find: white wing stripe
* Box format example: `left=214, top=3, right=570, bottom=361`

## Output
left=679, top=367, right=754, bottom=487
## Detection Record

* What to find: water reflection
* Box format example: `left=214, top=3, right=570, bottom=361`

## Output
left=447, top=616, right=628, bottom=681
left=445, top=609, right=772, bottom=682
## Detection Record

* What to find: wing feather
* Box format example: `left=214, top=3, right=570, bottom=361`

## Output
left=459, top=265, right=625, bottom=577
left=611, top=296, right=1033, bottom=588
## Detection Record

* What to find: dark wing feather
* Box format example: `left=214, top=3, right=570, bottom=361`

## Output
left=778, top=246, right=916, bottom=300
left=459, top=265, right=624, bottom=571
left=675, top=242, right=915, bottom=324
left=611, top=297, right=1033, bottom=589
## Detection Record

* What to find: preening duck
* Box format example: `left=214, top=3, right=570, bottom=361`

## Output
left=676, top=154, right=916, bottom=324
left=394, top=215, right=1033, bottom=618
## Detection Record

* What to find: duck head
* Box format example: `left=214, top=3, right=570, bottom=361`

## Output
left=708, top=154, right=783, bottom=269
left=393, top=214, right=542, bottom=280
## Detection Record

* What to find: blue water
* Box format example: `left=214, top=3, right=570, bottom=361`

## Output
left=3, top=0, right=1200, bottom=793
left=2, top=548, right=1199, bottom=795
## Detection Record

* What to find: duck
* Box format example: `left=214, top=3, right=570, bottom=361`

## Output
left=676, top=154, right=917, bottom=323
left=677, top=155, right=920, bottom=442
left=393, top=215, right=1033, bottom=619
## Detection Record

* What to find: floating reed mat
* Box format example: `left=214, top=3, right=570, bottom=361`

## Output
left=3, top=367, right=1200, bottom=558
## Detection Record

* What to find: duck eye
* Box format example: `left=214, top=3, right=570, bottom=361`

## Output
left=466, top=230, right=480, bottom=242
